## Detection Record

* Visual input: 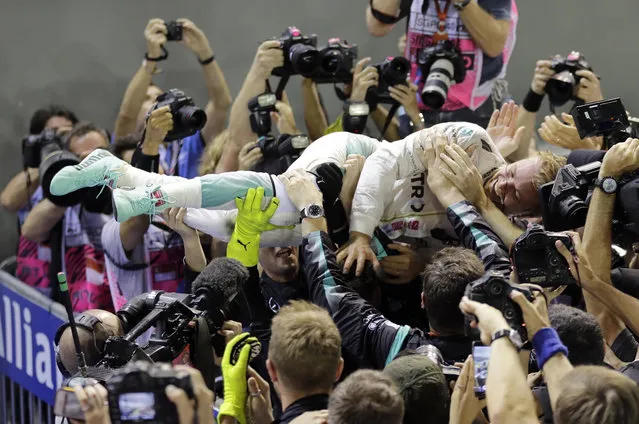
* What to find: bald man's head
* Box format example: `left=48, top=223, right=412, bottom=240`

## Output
left=58, top=309, right=123, bottom=376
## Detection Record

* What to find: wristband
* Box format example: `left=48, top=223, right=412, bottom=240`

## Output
left=522, top=89, right=545, bottom=113
left=532, top=327, right=569, bottom=369
left=144, top=46, right=168, bottom=62
left=198, top=54, right=215, bottom=65
left=369, top=0, right=402, bottom=24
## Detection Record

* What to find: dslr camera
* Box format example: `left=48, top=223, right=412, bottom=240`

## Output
left=417, top=40, right=467, bottom=109
left=22, top=128, right=112, bottom=212
left=366, top=56, right=411, bottom=106
left=511, top=224, right=576, bottom=287
left=545, top=52, right=592, bottom=107
left=151, top=89, right=207, bottom=141
left=312, top=38, right=358, bottom=84
left=165, top=20, right=183, bottom=41
left=107, top=361, right=193, bottom=424
left=252, top=134, right=310, bottom=175
left=464, top=272, right=535, bottom=341
left=272, top=27, right=319, bottom=78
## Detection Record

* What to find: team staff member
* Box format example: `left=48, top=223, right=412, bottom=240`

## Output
left=366, top=0, right=517, bottom=128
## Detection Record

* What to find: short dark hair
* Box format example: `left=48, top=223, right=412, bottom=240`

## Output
left=328, top=369, right=404, bottom=424
left=63, top=122, right=109, bottom=150
left=384, top=354, right=450, bottom=424
left=29, top=105, right=78, bottom=135
left=111, top=134, right=140, bottom=160
left=548, top=304, right=604, bottom=366
left=422, top=247, right=484, bottom=334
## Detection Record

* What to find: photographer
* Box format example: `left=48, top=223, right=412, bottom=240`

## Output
left=366, top=0, right=517, bottom=128
left=114, top=18, right=232, bottom=178
left=517, top=56, right=604, bottom=155
left=21, top=122, right=113, bottom=311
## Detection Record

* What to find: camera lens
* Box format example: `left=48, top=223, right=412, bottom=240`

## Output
left=289, top=44, right=319, bottom=77
left=421, top=58, right=455, bottom=109
left=545, top=71, right=576, bottom=106
left=320, top=49, right=343, bottom=74
left=502, top=305, right=516, bottom=320
left=558, top=195, right=588, bottom=223
left=549, top=256, right=559, bottom=266
left=176, top=106, right=207, bottom=131
left=384, top=57, right=410, bottom=87
left=488, top=281, right=504, bottom=297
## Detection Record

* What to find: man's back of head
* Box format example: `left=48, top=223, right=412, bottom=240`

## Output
left=268, top=300, right=343, bottom=396
left=328, top=369, right=404, bottom=424
left=548, top=304, right=604, bottom=365
left=422, top=247, right=484, bottom=334
left=554, top=365, right=639, bottom=424
left=383, top=354, right=450, bottom=424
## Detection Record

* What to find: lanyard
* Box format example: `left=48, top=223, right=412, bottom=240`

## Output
left=432, top=0, right=453, bottom=43
left=160, top=140, right=181, bottom=176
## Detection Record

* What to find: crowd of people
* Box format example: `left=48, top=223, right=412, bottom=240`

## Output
left=3, top=1, right=639, bottom=423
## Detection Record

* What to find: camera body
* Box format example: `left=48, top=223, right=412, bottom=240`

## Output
left=165, top=21, right=183, bottom=41
left=571, top=98, right=637, bottom=149
left=511, top=224, right=576, bottom=287
left=248, top=92, right=278, bottom=137
left=464, top=272, right=534, bottom=341
left=272, top=27, right=319, bottom=78
left=152, top=89, right=207, bottom=142
left=107, top=361, right=193, bottom=424
left=545, top=52, right=592, bottom=107
left=312, top=38, right=358, bottom=84
left=366, top=56, right=411, bottom=106
left=417, top=40, right=466, bottom=109
left=538, top=161, right=600, bottom=231
left=252, top=134, right=310, bottom=175
left=22, top=128, right=62, bottom=169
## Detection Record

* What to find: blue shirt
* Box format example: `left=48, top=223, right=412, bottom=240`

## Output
left=159, top=131, right=206, bottom=178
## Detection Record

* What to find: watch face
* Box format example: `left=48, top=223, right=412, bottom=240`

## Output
left=307, top=204, right=323, bottom=218
left=601, top=178, right=617, bottom=193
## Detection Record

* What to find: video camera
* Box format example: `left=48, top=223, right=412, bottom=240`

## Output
left=366, top=56, right=411, bottom=106
left=545, top=52, right=592, bottom=108
left=464, top=272, right=535, bottom=342
left=22, top=128, right=112, bottom=213
left=539, top=98, right=639, bottom=239
left=417, top=40, right=466, bottom=109
left=511, top=224, right=576, bottom=287
left=150, top=89, right=207, bottom=142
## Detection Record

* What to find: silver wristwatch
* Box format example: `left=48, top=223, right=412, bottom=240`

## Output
left=300, top=204, right=325, bottom=220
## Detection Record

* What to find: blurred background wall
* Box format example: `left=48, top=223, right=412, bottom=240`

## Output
left=0, top=0, right=637, bottom=259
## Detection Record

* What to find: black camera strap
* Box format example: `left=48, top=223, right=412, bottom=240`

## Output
left=273, top=75, right=289, bottom=101
left=190, top=315, right=217, bottom=390
left=144, top=45, right=169, bottom=62
left=379, top=103, right=401, bottom=140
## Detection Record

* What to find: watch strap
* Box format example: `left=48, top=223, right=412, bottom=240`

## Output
left=594, top=176, right=618, bottom=194
left=491, top=328, right=522, bottom=351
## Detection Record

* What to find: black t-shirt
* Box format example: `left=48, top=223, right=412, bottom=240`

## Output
left=273, top=394, right=329, bottom=424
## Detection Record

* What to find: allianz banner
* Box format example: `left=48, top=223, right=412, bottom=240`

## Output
left=0, top=281, right=65, bottom=405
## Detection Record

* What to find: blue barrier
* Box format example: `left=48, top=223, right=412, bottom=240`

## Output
left=0, top=270, right=67, bottom=406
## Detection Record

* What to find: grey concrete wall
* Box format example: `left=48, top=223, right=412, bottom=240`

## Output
left=1, top=0, right=637, bottom=260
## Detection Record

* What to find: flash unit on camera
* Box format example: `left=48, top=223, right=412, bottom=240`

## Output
left=257, top=94, right=277, bottom=108
left=290, top=135, right=311, bottom=149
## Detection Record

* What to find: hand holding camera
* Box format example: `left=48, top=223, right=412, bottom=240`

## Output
left=600, top=136, right=639, bottom=178
left=509, top=286, right=550, bottom=343
left=177, top=19, right=213, bottom=61
left=388, top=82, right=421, bottom=124
left=144, top=18, right=168, bottom=59
left=165, top=365, right=215, bottom=424
left=575, top=69, right=604, bottom=104
left=143, top=105, right=173, bottom=153
left=459, top=295, right=512, bottom=346
left=271, top=95, right=300, bottom=135
left=530, top=59, right=555, bottom=96
left=449, top=355, right=487, bottom=424
left=70, top=383, right=111, bottom=424
left=253, top=40, right=285, bottom=79
left=238, top=141, right=264, bottom=171
left=350, top=58, right=378, bottom=103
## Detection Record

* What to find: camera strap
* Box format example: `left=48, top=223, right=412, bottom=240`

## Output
left=379, top=103, right=401, bottom=140
left=273, top=75, right=289, bottom=101
left=432, top=0, right=453, bottom=43
left=190, top=315, right=217, bottom=390
left=144, top=46, right=169, bottom=62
